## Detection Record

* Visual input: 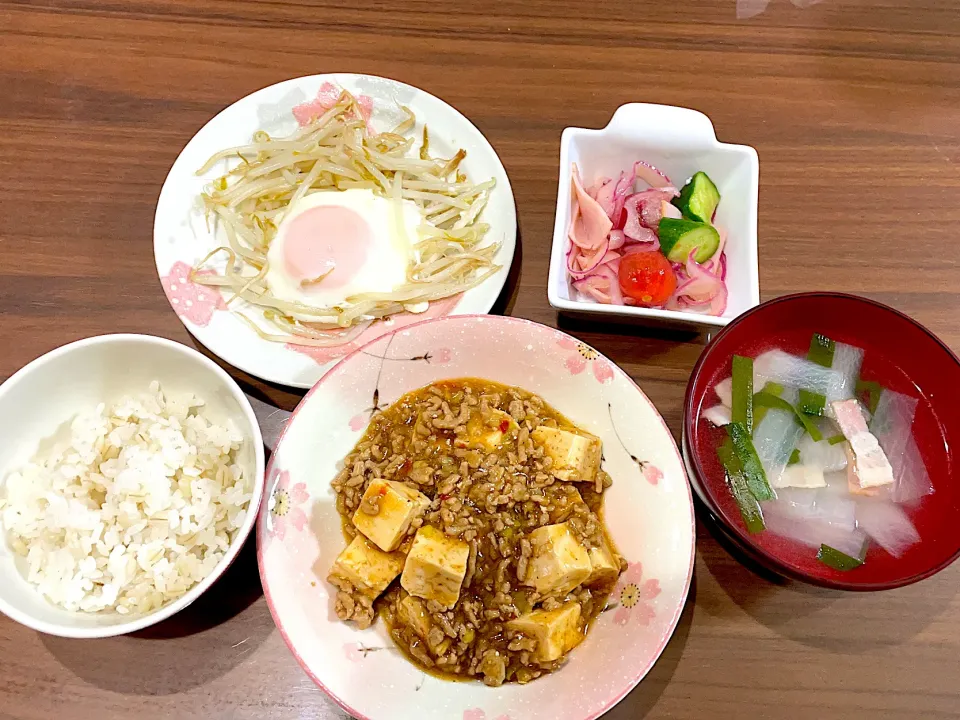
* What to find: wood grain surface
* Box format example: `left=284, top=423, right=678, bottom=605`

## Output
left=2, top=1, right=960, bottom=718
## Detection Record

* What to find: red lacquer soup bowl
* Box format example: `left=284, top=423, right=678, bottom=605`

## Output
left=684, top=292, right=960, bottom=590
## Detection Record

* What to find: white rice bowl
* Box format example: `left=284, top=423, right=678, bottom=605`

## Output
left=0, top=334, right=264, bottom=638
left=1, top=382, right=251, bottom=615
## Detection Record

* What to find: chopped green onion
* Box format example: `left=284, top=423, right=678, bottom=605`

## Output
left=856, top=379, right=883, bottom=415
left=717, top=439, right=765, bottom=534
left=731, top=355, right=754, bottom=434
left=808, top=333, right=836, bottom=368
left=753, top=391, right=824, bottom=442
left=726, top=422, right=775, bottom=501
left=817, top=544, right=864, bottom=571
left=763, top=381, right=784, bottom=396
left=788, top=448, right=801, bottom=465
left=798, top=389, right=826, bottom=417
left=827, top=434, right=847, bottom=446
left=753, top=381, right=784, bottom=426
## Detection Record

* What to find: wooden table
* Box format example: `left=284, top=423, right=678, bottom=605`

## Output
left=2, top=1, right=959, bottom=718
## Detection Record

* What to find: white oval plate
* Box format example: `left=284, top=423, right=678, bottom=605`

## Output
left=257, top=315, right=695, bottom=720
left=154, top=74, right=517, bottom=388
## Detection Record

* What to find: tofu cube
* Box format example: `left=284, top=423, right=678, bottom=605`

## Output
left=459, top=409, right=518, bottom=451
left=525, top=523, right=592, bottom=596
left=586, top=538, right=621, bottom=586
left=328, top=534, right=405, bottom=599
left=397, top=595, right=450, bottom=654
left=400, top=526, right=470, bottom=609
left=397, top=594, right=432, bottom=639
left=532, top=426, right=602, bottom=482
left=508, top=602, right=583, bottom=662
left=352, top=479, right=430, bottom=552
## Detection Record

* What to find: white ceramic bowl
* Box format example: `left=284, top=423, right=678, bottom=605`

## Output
left=548, top=103, right=760, bottom=328
left=0, top=334, right=265, bottom=638
left=258, top=315, right=695, bottom=720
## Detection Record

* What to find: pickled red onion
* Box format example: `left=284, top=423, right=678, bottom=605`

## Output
left=595, top=178, right=617, bottom=219
left=633, top=161, right=677, bottom=191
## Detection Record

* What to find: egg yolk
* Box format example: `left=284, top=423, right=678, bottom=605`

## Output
left=281, top=205, right=371, bottom=290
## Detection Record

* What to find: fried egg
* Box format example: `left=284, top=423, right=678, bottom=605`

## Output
left=264, top=188, right=421, bottom=314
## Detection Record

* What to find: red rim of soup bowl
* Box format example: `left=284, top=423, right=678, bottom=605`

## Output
left=683, top=292, right=960, bottom=591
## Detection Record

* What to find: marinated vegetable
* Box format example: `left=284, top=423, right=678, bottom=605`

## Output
left=565, top=162, right=728, bottom=316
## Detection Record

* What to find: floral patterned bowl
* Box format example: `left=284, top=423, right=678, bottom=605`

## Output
left=257, top=315, right=694, bottom=720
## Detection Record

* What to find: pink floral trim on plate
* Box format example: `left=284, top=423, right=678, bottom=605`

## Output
left=269, top=469, right=309, bottom=540
left=287, top=295, right=461, bottom=366
left=464, top=710, right=511, bottom=720
left=292, top=81, right=374, bottom=132
left=160, top=261, right=226, bottom=327
left=613, top=561, right=661, bottom=626
left=641, top=461, right=663, bottom=486
left=558, top=337, right=614, bottom=383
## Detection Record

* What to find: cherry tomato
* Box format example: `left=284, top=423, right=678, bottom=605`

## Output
left=618, top=251, right=677, bottom=305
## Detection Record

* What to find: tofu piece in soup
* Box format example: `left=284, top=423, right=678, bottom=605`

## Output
left=525, top=522, right=592, bottom=595
left=352, top=479, right=430, bottom=552
left=531, top=426, right=602, bottom=482
left=328, top=534, right=405, bottom=599
left=400, top=526, right=470, bottom=609
left=508, top=602, right=583, bottom=662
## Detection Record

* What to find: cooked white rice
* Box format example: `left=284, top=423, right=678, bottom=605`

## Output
left=0, top=381, right=251, bottom=615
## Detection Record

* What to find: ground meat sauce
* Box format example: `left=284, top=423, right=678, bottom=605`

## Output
left=329, top=379, right=624, bottom=685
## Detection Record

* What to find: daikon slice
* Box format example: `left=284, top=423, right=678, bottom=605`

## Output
left=762, top=499, right=866, bottom=558
left=892, top=433, right=933, bottom=505
left=752, top=388, right=804, bottom=489
left=797, top=431, right=848, bottom=473
left=753, top=350, right=849, bottom=400
left=869, top=389, right=933, bottom=504
left=855, top=499, right=920, bottom=558
left=770, top=489, right=857, bottom=531
left=828, top=343, right=864, bottom=404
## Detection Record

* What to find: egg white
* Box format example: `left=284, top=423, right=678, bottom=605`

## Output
left=264, top=189, right=422, bottom=314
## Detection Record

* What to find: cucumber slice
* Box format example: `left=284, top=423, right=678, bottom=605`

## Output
left=657, top=218, right=721, bottom=263
left=673, top=171, right=721, bottom=223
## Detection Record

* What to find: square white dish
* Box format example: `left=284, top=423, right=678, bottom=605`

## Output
left=548, top=103, right=760, bottom=328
